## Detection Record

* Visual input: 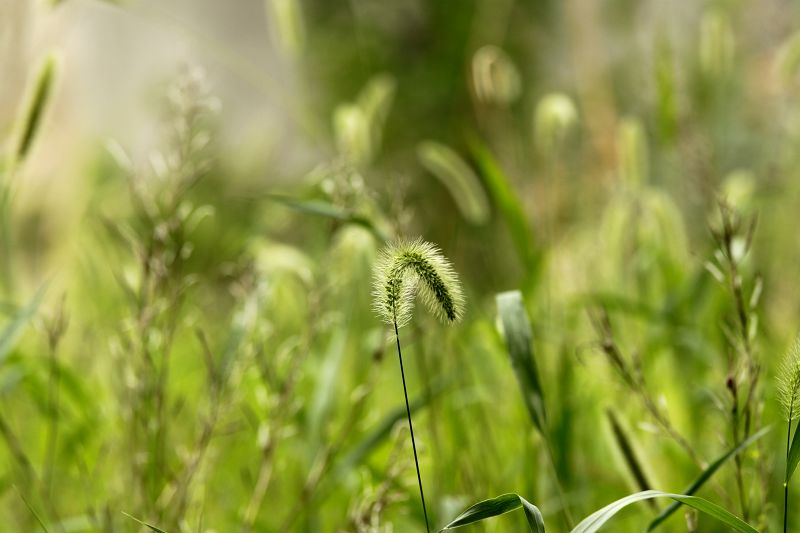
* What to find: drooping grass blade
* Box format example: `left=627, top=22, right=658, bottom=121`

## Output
left=441, top=493, right=545, bottom=532
left=646, top=426, right=770, bottom=530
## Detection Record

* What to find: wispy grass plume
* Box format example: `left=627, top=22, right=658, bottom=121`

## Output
left=373, top=238, right=464, bottom=328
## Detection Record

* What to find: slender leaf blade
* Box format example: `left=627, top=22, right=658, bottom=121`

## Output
left=441, top=493, right=545, bottom=532
left=573, top=490, right=757, bottom=533
left=121, top=512, right=169, bottom=533
left=647, top=426, right=770, bottom=530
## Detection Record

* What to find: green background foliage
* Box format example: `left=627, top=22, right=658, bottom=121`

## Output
left=1, top=0, right=800, bottom=531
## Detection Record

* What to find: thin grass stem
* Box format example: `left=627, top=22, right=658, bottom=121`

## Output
left=785, top=410, right=793, bottom=533
left=394, top=320, right=430, bottom=533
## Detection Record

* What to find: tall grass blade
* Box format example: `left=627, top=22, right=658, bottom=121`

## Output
left=441, top=493, right=545, bottom=532
left=496, top=290, right=546, bottom=433
left=646, top=426, right=770, bottom=530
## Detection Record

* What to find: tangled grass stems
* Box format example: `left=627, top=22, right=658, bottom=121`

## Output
left=373, top=238, right=464, bottom=532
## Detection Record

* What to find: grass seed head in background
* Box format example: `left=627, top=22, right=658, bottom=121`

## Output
left=373, top=238, right=464, bottom=328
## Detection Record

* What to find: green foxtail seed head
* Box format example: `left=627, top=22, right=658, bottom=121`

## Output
left=373, top=238, right=464, bottom=328
left=778, top=334, right=800, bottom=420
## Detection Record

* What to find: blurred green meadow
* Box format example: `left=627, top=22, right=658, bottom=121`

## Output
left=3, top=0, right=800, bottom=531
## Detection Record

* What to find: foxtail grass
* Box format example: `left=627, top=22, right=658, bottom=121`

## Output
left=778, top=334, right=800, bottom=533
left=373, top=238, right=464, bottom=532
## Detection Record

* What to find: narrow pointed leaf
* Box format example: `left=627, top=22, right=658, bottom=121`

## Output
left=121, top=512, right=169, bottom=533
left=647, top=426, right=770, bottom=530
left=573, top=490, right=757, bottom=533
left=441, top=493, right=545, bottom=532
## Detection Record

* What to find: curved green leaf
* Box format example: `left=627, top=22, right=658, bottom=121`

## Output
left=122, top=512, right=169, bottom=533
left=647, top=426, right=770, bottom=530
left=441, top=493, right=545, bottom=532
left=574, top=490, right=757, bottom=533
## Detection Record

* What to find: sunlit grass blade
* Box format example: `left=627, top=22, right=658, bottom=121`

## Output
left=574, top=490, right=757, bottom=533
left=496, top=290, right=546, bottom=433
left=121, top=511, right=170, bottom=532
left=441, top=493, right=545, bottom=532
left=646, top=426, right=770, bottom=531
left=0, top=284, right=48, bottom=365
